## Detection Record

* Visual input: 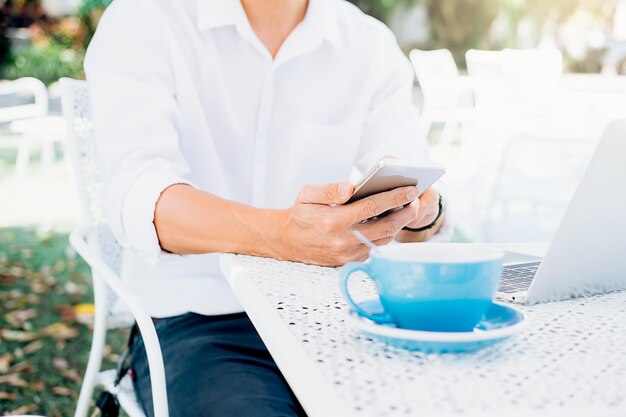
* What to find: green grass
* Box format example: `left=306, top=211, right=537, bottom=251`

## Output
left=0, top=227, right=129, bottom=416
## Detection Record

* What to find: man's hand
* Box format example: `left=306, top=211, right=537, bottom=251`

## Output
left=395, top=187, right=443, bottom=243
left=269, top=181, right=420, bottom=266
left=404, top=187, right=440, bottom=229
left=154, top=182, right=442, bottom=265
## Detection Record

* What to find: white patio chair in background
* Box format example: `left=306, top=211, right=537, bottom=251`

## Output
left=464, top=48, right=566, bottom=175
left=465, top=49, right=508, bottom=109
left=0, top=77, right=61, bottom=177
left=9, top=115, right=68, bottom=174
left=503, top=48, right=563, bottom=98
left=465, top=48, right=563, bottom=110
left=408, top=48, right=475, bottom=146
left=0, top=77, right=48, bottom=123
left=60, top=78, right=169, bottom=417
left=409, top=49, right=484, bottom=239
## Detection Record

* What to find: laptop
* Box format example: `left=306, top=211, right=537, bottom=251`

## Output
left=495, top=119, right=626, bottom=305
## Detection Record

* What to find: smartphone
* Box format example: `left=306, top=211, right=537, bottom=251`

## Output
left=346, top=159, right=445, bottom=204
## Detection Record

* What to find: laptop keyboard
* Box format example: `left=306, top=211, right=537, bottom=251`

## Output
left=498, top=262, right=542, bottom=293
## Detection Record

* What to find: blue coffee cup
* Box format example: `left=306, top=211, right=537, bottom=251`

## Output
left=340, top=243, right=504, bottom=332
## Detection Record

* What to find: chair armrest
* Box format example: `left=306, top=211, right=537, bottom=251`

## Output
left=70, top=225, right=169, bottom=417
left=0, top=77, right=48, bottom=120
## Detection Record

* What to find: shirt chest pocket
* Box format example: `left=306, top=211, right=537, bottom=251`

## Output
left=287, top=117, right=363, bottom=187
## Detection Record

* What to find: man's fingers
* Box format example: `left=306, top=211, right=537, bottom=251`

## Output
left=372, top=236, right=394, bottom=247
left=348, top=186, right=419, bottom=223
left=410, top=211, right=438, bottom=229
left=406, top=189, right=439, bottom=229
left=355, top=204, right=418, bottom=241
left=345, top=236, right=401, bottom=264
left=298, top=181, right=353, bottom=205
left=406, top=199, right=430, bottom=227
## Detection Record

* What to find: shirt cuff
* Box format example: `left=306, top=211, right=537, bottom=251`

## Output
left=121, top=169, right=195, bottom=263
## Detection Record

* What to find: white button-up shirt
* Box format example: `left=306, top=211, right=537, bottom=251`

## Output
left=85, top=0, right=431, bottom=317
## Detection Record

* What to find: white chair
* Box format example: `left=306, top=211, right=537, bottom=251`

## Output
left=502, top=49, right=563, bottom=78
left=465, top=48, right=563, bottom=109
left=0, top=77, right=48, bottom=123
left=0, top=77, right=57, bottom=176
left=408, top=49, right=475, bottom=145
left=9, top=115, right=68, bottom=172
left=59, top=78, right=169, bottom=417
left=465, top=49, right=511, bottom=108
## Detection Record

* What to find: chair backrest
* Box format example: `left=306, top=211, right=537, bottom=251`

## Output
left=60, top=78, right=132, bottom=328
left=503, top=48, right=563, bottom=81
left=466, top=48, right=563, bottom=107
left=465, top=49, right=506, bottom=78
left=409, top=48, right=460, bottom=85
left=0, top=77, right=49, bottom=123
left=409, top=48, right=463, bottom=110
left=465, top=49, right=510, bottom=107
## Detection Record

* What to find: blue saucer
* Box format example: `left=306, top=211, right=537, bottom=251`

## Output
left=347, top=299, right=526, bottom=353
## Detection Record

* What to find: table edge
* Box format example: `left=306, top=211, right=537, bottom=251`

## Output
left=220, top=253, right=354, bottom=417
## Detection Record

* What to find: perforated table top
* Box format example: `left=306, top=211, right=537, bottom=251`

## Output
left=221, top=247, right=626, bottom=417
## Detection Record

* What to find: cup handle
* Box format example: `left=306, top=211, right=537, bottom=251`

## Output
left=340, top=262, right=393, bottom=324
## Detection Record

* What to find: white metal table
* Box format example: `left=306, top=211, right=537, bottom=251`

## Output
left=220, top=244, right=626, bottom=417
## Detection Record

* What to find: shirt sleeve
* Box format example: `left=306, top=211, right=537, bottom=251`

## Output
left=355, top=24, right=429, bottom=173
left=84, top=0, right=194, bottom=261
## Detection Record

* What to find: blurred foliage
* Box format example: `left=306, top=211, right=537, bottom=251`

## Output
left=0, top=16, right=87, bottom=84
left=347, top=0, right=414, bottom=22
left=349, top=0, right=616, bottom=68
left=567, top=50, right=604, bottom=74
left=77, top=0, right=111, bottom=41
left=348, top=0, right=499, bottom=57
left=497, top=0, right=614, bottom=45
left=0, top=0, right=114, bottom=84
left=0, top=27, right=9, bottom=64
left=426, top=0, right=499, bottom=57
left=0, top=41, right=84, bottom=84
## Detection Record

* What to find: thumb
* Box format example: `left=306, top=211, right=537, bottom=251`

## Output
left=297, top=181, right=353, bottom=205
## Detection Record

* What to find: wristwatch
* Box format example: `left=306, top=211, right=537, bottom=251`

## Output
left=402, top=194, right=444, bottom=233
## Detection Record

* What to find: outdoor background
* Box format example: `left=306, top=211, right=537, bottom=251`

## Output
left=1, top=0, right=626, bottom=415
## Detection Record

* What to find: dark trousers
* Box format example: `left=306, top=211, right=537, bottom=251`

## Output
left=130, top=312, right=306, bottom=417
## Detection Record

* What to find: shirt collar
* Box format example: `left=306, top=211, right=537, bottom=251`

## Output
left=197, top=0, right=247, bottom=31
left=197, top=0, right=341, bottom=47
left=305, top=0, right=342, bottom=46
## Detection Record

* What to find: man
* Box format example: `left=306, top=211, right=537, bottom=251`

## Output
left=85, top=0, right=447, bottom=415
